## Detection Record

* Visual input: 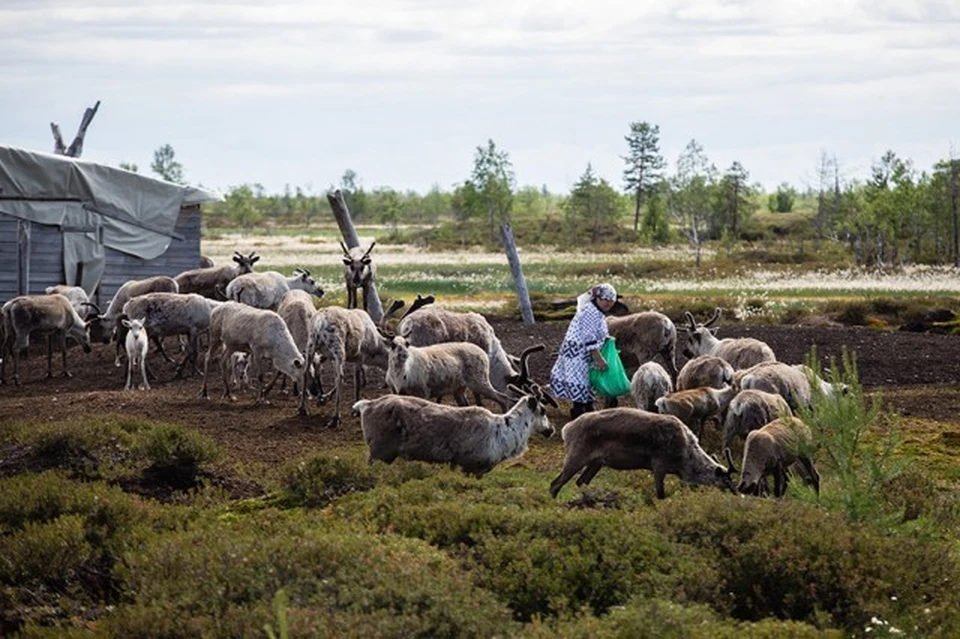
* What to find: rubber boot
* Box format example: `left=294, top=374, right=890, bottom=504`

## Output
left=570, top=402, right=589, bottom=418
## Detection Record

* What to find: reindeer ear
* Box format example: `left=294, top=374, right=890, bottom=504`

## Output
left=342, top=257, right=352, bottom=266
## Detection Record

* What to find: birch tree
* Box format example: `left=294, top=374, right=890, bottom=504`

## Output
left=671, top=140, right=715, bottom=267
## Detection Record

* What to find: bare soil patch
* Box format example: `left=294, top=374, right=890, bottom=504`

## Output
left=2, top=320, right=959, bottom=491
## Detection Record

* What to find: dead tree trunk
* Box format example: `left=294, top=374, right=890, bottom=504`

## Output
left=51, top=100, right=100, bottom=158
left=327, top=189, right=384, bottom=323
left=500, top=223, right=534, bottom=324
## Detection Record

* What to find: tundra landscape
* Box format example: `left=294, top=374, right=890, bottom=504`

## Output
left=2, top=234, right=960, bottom=637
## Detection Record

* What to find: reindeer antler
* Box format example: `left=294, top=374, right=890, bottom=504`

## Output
left=704, top=307, right=722, bottom=328
left=400, top=293, right=435, bottom=319
left=361, top=241, right=376, bottom=260
left=516, top=343, right=545, bottom=384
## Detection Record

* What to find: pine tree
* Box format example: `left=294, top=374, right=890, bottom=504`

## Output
left=623, top=122, right=666, bottom=232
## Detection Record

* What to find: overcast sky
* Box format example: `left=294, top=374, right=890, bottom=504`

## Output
left=2, top=0, right=958, bottom=197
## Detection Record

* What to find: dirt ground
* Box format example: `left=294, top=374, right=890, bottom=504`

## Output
left=2, top=319, right=960, bottom=494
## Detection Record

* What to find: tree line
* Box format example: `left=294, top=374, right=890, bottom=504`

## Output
left=134, top=129, right=960, bottom=266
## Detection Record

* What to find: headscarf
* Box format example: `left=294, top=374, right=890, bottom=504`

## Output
left=576, top=282, right=618, bottom=310
left=590, top=283, right=617, bottom=302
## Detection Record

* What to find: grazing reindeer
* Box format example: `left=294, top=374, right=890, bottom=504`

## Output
left=340, top=241, right=376, bottom=311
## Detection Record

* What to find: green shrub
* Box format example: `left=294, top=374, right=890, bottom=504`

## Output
left=0, top=472, right=144, bottom=539
left=0, top=417, right=141, bottom=479
left=106, top=520, right=517, bottom=638
left=0, top=515, right=93, bottom=587
left=138, top=423, right=219, bottom=470
left=280, top=452, right=375, bottom=508
left=0, top=474, right=175, bottom=632
left=524, top=597, right=841, bottom=638
left=650, top=492, right=960, bottom=634
left=335, top=482, right=718, bottom=621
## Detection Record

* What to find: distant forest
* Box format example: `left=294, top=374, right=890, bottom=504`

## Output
left=144, top=125, right=960, bottom=267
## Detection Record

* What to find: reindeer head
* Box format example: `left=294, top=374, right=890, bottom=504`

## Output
left=340, top=241, right=376, bottom=287
left=232, top=251, right=260, bottom=274
left=680, top=308, right=721, bottom=360
left=121, top=317, right=146, bottom=340
left=81, top=301, right=111, bottom=343
left=510, top=382, right=559, bottom=438
left=292, top=268, right=325, bottom=298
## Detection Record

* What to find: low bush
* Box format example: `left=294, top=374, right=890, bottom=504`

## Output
left=334, top=480, right=719, bottom=621
left=280, top=451, right=375, bottom=508
left=0, top=472, right=173, bottom=631
left=0, top=417, right=141, bottom=480
left=106, top=518, right=517, bottom=637
left=650, top=492, right=960, bottom=634
left=524, top=597, right=839, bottom=638
left=138, top=423, right=220, bottom=470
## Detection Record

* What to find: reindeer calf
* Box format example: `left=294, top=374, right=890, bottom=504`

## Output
left=630, top=361, right=673, bottom=411
left=123, top=318, right=150, bottom=391
left=729, top=417, right=820, bottom=498
left=654, top=385, right=738, bottom=439
left=676, top=355, right=734, bottom=391
left=722, top=389, right=791, bottom=453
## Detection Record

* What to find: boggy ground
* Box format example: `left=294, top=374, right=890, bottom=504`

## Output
left=2, top=319, right=960, bottom=495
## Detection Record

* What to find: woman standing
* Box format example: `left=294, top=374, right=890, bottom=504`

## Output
left=550, top=283, right=618, bottom=418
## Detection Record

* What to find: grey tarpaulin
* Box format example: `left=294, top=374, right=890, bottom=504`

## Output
left=0, top=145, right=222, bottom=295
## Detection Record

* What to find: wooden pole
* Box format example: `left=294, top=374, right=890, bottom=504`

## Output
left=327, top=189, right=384, bottom=322
left=17, top=220, right=31, bottom=295
left=500, top=223, right=534, bottom=324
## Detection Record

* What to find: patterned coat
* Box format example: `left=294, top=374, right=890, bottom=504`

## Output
left=550, top=298, right=609, bottom=402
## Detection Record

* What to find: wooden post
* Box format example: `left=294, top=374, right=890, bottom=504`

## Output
left=51, top=100, right=100, bottom=158
left=17, top=219, right=31, bottom=295
left=327, top=189, right=384, bottom=322
left=500, top=223, right=534, bottom=324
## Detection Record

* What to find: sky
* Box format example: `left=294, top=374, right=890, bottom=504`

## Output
left=2, top=0, right=958, bottom=198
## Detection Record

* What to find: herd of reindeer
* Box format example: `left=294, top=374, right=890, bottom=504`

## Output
left=0, top=241, right=848, bottom=500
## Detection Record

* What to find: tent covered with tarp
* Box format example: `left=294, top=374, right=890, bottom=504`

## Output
left=0, top=145, right=222, bottom=297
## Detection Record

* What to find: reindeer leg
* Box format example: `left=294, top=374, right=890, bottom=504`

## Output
left=549, top=460, right=583, bottom=499
left=575, top=463, right=602, bottom=487
left=140, top=354, right=150, bottom=391
left=46, top=334, right=55, bottom=378
left=12, top=335, right=23, bottom=386
left=154, top=336, right=176, bottom=363
left=353, top=364, right=363, bottom=403
left=328, top=384, right=342, bottom=428
left=654, top=469, right=668, bottom=499
left=258, top=370, right=283, bottom=405
left=298, top=343, right=315, bottom=416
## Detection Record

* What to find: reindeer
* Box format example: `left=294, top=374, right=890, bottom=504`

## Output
left=340, top=241, right=376, bottom=311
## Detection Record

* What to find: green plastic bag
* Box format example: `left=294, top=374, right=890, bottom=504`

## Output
left=589, top=337, right=631, bottom=398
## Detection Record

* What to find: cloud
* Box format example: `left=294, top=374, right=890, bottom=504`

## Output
left=0, top=0, right=957, bottom=194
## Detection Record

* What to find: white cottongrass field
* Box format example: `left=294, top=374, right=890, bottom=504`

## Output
left=204, top=232, right=960, bottom=314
